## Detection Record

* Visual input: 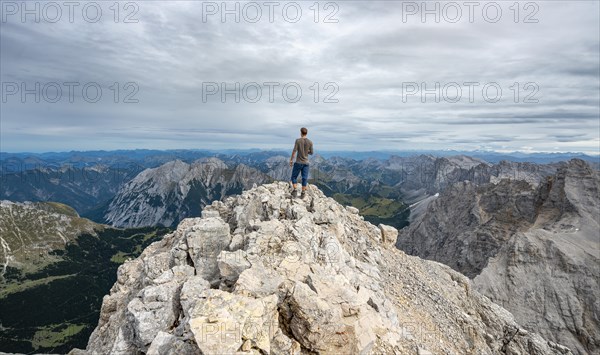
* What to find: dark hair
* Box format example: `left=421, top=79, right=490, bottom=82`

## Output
left=300, top=127, right=308, bottom=135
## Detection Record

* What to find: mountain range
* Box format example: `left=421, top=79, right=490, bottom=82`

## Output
left=99, top=154, right=567, bottom=229
left=2, top=149, right=598, bottom=167
left=3, top=152, right=570, bottom=229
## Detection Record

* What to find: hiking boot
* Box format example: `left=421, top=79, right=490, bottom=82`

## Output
left=300, top=190, right=306, bottom=199
left=291, top=189, right=298, bottom=198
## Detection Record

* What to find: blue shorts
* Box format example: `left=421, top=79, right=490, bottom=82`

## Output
left=291, top=162, right=309, bottom=186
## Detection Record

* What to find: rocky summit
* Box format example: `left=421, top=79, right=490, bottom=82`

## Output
left=75, top=182, right=572, bottom=355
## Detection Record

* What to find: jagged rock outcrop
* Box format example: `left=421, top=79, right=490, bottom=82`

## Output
left=78, top=182, right=571, bottom=354
left=104, top=159, right=272, bottom=228
left=398, top=159, right=599, bottom=354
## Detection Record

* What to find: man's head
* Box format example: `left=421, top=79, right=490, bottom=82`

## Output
left=300, top=127, right=308, bottom=137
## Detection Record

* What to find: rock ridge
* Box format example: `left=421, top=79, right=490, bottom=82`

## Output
left=78, top=182, right=572, bottom=354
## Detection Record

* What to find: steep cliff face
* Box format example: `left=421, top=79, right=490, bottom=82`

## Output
left=397, top=159, right=599, bottom=354
left=77, top=183, right=570, bottom=355
left=104, top=159, right=272, bottom=228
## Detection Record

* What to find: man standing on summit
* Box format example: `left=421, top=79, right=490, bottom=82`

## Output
left=289, top=127, right=313, bottom=198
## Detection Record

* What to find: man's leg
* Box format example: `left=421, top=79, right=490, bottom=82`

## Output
left=290, top=163, right=301, bottom=196
left=300, top=164, right=309, bottom=197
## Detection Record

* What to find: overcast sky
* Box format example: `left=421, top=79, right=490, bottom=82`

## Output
left=1, top=1, right=599, bottom=154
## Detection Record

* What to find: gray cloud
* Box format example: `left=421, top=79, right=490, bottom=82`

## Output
left=1, top=0, right=598, bottom=154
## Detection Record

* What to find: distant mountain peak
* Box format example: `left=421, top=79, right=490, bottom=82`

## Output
left=103, top=160, right=271, bottom=228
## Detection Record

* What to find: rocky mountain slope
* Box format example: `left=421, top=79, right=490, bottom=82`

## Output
left=0, top=200, right=98, bottom=277
left=103, top=159, right=272, bottom=228
left=397, top=159, right=599, bottom=354
left=0, top=200, right=170, bottom=353
left=75, top=183, right=571, bottom=354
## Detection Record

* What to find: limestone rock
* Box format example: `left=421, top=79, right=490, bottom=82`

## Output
left=378, top=223, right=398, bottom=247
left=126, top=266, right=193, bottom=350
left=188, top=289, right=281, bottom=354
left=346, top=206, right=360, bottom=214
left=185, top=217, right=231, bottom=283
left=218, top=249, right=251, bottom=286
left=147, top=331, right=199, bottom=355
left=201, top=209, right=220, bottom=218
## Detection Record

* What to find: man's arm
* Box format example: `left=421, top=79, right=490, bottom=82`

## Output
left=290, top=140, right=297, bottom=166
left=308, top=141, right=313, bottom=155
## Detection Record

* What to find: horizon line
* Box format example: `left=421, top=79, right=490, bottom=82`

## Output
left=1, top=148, right=599, bottom=157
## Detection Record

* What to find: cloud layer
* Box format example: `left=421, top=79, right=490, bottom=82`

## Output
left=1, top=1, right=599, bottom=153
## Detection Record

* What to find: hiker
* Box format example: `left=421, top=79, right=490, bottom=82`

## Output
left=289, top=127, right=314, bottom=198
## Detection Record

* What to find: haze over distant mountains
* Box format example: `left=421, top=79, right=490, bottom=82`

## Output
left=2, top=149, right=598, bottom=167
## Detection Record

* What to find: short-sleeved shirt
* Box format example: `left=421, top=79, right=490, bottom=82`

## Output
left=293, top=138, right=313, bottom=164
